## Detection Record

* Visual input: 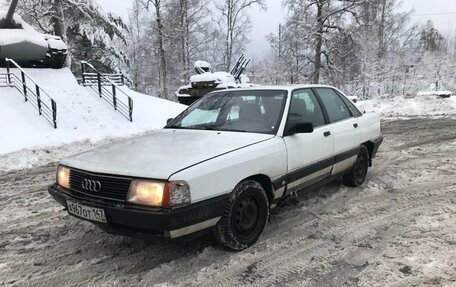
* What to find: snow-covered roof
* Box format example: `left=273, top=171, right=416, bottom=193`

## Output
left=0, top=16, right=47, bottom=46
left=194, top=60, right=210, bottom=69
left=47, top=38, right=67, bottom=50
left=190, top=72, right=236, bottom=85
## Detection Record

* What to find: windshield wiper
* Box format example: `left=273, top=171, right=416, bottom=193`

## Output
left=220, top=129, right=248, bottom=133
left=168, top=125, right=217, bottom=130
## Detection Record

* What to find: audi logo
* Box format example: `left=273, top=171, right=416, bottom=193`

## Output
left=81, top=179, right=102, bottom=192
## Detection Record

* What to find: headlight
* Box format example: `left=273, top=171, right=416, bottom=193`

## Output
left=56, top=165, right=70, bottom=189
left=127, top=180, right=191, bottom=208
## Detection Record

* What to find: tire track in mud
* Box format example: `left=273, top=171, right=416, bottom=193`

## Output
left=201, top=182, right=456, bottom=287
left=0, top=164, right=211, bottom=287
left=1, top=117, right=456, bottom=286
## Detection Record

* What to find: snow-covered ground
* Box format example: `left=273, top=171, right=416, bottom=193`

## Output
left=0, top=117, right=455, bottom=286
left=357, top=94, right=456, bottom=118
left=1, top=75, right=455, bottom=285
left=0, top=68, right=185, bottom=170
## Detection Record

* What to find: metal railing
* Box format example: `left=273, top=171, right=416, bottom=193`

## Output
left=81, top=72, right=127, bottom=86
left=81, top=61, right=133, bottom=122
left=0, top=73, right=9, bottom=85
left=1, top=58, right=58, bottom=128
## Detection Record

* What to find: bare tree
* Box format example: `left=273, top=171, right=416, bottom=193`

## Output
left=374, top=0, right=416, bottom=57
left=142, top=0, right=169, bottom=99
left=278, top=0, right=363, bottom=84
left=49, top=0, right=66, bottom=40
left=166, top=0, right=210, bottom=80
left=214, top=0, right=266, bottom=70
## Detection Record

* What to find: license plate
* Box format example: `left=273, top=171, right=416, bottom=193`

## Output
left=67, top=200, right=107, bottom=223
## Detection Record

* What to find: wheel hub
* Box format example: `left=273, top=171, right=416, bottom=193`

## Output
left=354, top=154, right=366, bottom=181
left=235, top=197, right=258, bottom=235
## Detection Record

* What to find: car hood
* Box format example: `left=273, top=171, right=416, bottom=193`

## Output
left=61, top=129, right=274, bottom=179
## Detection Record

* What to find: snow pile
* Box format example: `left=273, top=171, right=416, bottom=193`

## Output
left=357, top=94, right=456, bottom=118
left=417, top=91, right=452, bottom=97
left=416, top=83, right=452, bottom=97
left=0, top=67, right=185, bottom=163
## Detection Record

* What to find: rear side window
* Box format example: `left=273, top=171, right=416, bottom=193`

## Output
left=336, top=91, right=362, bottom=117
left=315, top=88, right=351, bottom=123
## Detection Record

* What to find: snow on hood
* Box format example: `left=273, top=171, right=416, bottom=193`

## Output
left=60, top=129, right=273, bottom=179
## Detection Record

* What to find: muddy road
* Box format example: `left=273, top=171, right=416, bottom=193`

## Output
left=1, top=117, right=456, bottom=287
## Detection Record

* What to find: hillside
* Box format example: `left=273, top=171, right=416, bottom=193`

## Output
left=0, top=68, right=186, bottom=155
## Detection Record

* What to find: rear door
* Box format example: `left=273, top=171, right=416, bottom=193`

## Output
left=283, top=89, right=334, bottom=191
left=314, top=88, right=361, bottom=175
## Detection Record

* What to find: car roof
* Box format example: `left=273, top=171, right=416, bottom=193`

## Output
left=210, top=84, right=338, bottom=94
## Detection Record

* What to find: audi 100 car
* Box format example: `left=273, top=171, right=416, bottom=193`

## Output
left=48, top=85, right=383, bottom=250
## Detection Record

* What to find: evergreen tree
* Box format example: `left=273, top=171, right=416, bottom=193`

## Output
left=419, top=20, right=446, bottom=52
left=16, top=0, right=128, bottom=74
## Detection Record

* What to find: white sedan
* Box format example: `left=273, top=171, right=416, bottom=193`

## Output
left=49, top=85, right=383, bottom=250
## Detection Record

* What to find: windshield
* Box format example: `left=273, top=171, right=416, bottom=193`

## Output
left=166, top=90, right=287, bottom=134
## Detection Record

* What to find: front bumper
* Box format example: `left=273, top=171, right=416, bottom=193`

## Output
left=48, top=184, right=226, bottom=238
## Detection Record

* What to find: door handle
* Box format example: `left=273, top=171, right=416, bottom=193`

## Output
left=353, top=123, right=358, bottom=128
left=324, top=131, right=331, bottom=137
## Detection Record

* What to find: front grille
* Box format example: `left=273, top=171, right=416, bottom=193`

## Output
left=69, top=169, right=132, bottom=202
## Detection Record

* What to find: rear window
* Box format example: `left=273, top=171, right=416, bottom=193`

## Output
left=315, top=88, right=351, bottom=123
left=336, top=91, right=362, bottom=117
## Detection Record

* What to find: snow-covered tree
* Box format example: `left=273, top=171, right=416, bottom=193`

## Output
left=271, top=0, right=363, bottom=84
left=166, top=0, right=211, bottom=80
left=419, top=20, right=446, bottom=53
left=15, top=0, right=128, bottom=74
left=214, top=0, right=266, bottom=70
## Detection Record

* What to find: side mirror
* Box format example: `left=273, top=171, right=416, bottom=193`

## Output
left=285, top=122, right=314, bottom=136
left=166, top=118, right=173, bottom=124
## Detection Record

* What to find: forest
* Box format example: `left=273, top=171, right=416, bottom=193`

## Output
left=3, top=0, right=455, bottom=101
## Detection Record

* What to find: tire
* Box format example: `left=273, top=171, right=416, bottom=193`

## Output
left=343, top=146, right=369, bottom=187
left=214, top=180, right=269, bottom=251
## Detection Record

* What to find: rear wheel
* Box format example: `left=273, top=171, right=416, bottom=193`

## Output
left=343, top=146, right=369, bottom=187
left=214, top=180, right=269, bottom=251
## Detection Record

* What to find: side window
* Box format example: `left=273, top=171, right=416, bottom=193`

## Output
left=336, top=91, right=362, bottom=117
left=315, top=88, right=351, bottom=123
left=227, top=106, right=240, bottom=121
left=289, top=89, right=325, bottom=128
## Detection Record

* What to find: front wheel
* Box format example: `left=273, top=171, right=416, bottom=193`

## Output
left=214, top=180, right=269, bottom=251
left=343, top=146, right=369, bottom=187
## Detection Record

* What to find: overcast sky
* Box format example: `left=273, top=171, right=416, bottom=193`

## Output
left=97, top=0, right=456, bottom=60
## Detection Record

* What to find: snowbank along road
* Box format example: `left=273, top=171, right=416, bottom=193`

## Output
left=1, top=117, right=456, bottom=286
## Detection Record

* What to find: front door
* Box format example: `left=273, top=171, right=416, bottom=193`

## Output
left=283, top=89, right=334, bottom=192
